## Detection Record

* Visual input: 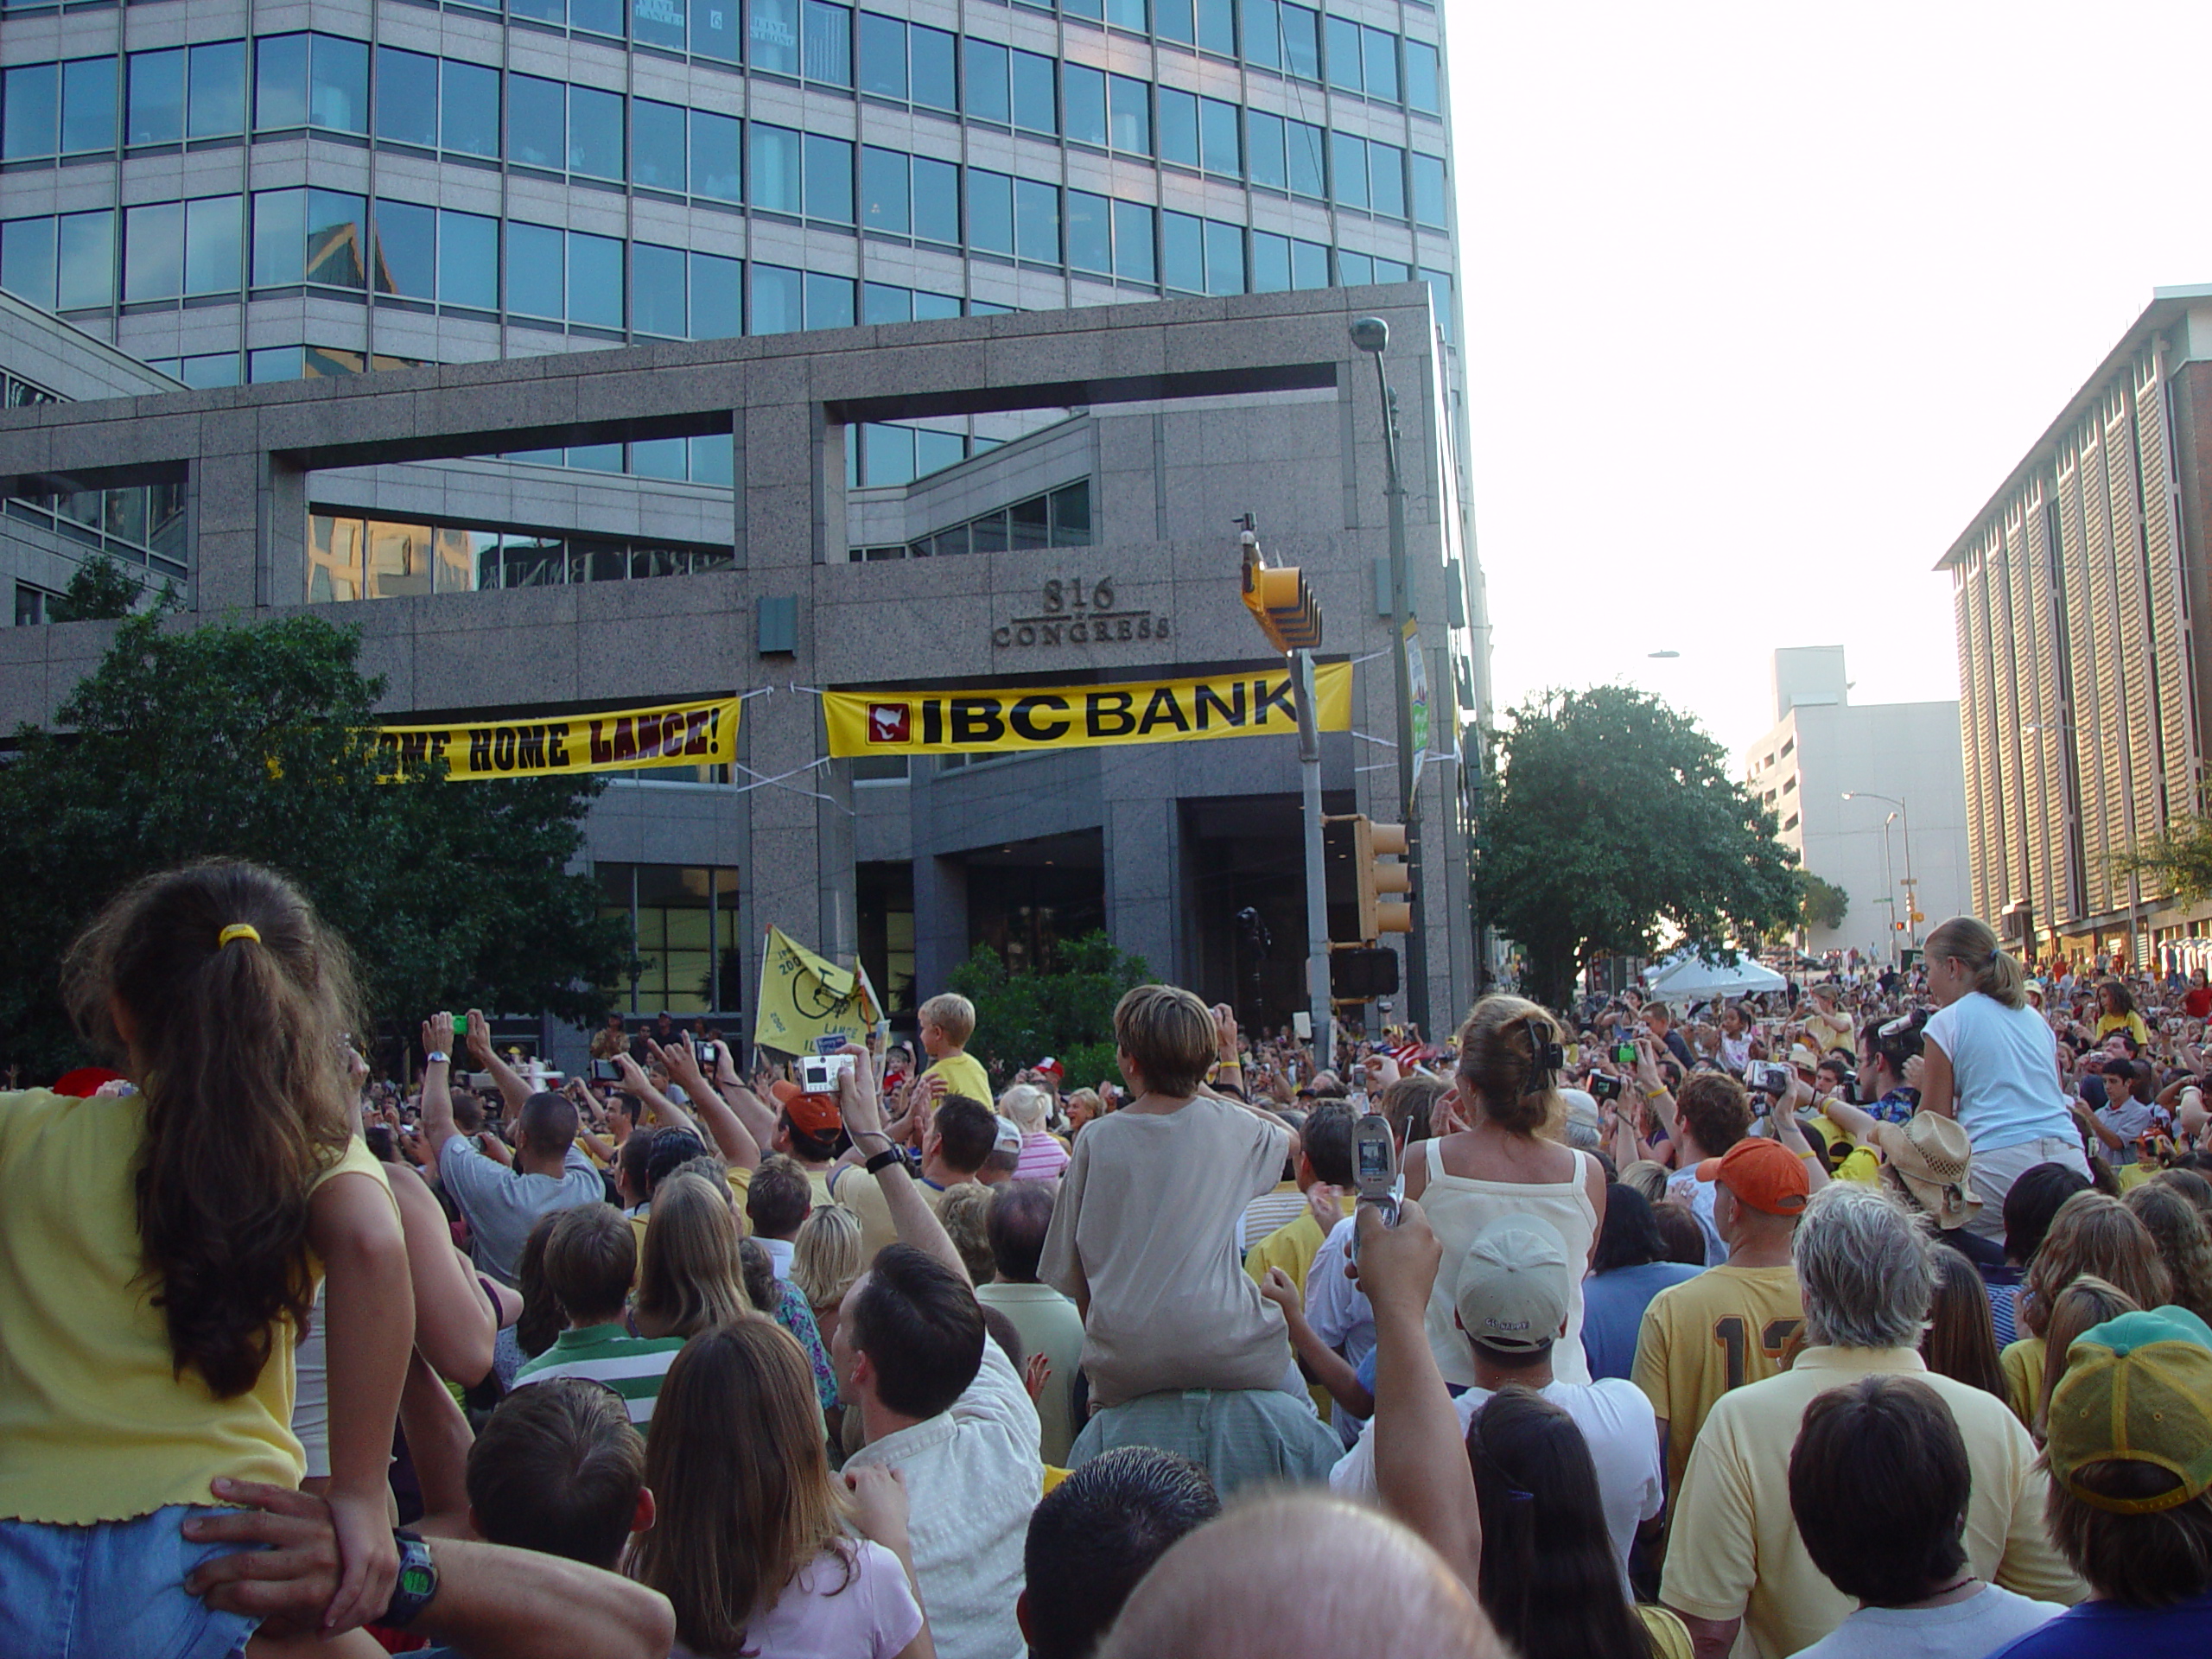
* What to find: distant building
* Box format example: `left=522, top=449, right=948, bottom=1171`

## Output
left=1744, top=647, right=1970, bottom=963
left=1938, top=284, right=2212, bottom=969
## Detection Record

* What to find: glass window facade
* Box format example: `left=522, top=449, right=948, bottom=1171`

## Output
left=597, top=864, right=742, bottom=1014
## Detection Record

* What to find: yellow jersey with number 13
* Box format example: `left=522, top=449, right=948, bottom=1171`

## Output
left=1630, top=1263, right=1805, bottom=1503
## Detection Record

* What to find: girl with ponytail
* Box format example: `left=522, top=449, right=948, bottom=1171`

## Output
left=1920, top=915, right=2089, bottom=1241
left=0, top=861, right=412, bottom=1659
left=1402, top=995, right=1608, bottom=1388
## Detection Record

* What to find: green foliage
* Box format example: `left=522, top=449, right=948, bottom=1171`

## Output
left=2115, top=815, right=2212, bottom=904
left=0, top=611, right=633, bottom=1075
left=1796, top=871, right=1851, bottom=932
left=48, top=551, right=149, bottom=623
left=1474, top=684, right=1802, bottom=1009
left=946, top=931, right=1152, bottom=1091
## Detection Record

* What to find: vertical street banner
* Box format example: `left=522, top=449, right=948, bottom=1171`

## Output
left=754, top=925, right=880, bottom=1055
left=375, top=696, right=741, bottom=781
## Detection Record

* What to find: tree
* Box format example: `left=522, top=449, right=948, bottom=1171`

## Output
left=47, top=550, right=146, bottom=623
left=0, top=611, right=633, bottom=1076
left=2115, top=814, right=2212, bottom=903
left=1474, top=684, right=1801, bottom=1010
left=1797, top=871, right=1851, bottom=933
left=947, top=931, right=1153, bottom=1093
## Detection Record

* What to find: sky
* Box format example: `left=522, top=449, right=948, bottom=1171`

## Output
left=1446, top=0, right=2212, bottom=762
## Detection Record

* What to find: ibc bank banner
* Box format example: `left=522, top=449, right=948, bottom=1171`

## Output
left=822, top=663, right=1351, bottom=757
left=376, top=696, right=741, bottom=781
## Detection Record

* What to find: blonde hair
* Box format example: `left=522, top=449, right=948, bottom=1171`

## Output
left=631, top=1319, right=853, bottom=1654
left=790, top=1203, right=863, bottom=1314
left=1452, top=995, right=1566, bottom=1136
left=999, top=1083, right=1051, bottom=1135
left=2033, top=1275, right=2140, bottom=1443
left=919, top=992, right=976, bottom=1046
left=633, top=1171, right=754, bottom=1339
left=2022, top=1192, right=2171, bottom=1340
left=1114, top=984, right=1218, bottom=1097
left=1924, top=916, right=2027, bottom=1009
left=1618, top=1160, right=1672, bottom=1204
left=936, top=1181, right=998, bottom=1285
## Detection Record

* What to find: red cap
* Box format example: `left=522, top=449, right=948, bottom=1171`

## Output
left=772, top=1078, right=842, bottom=1136
left=1035, top=1057, right=1065, bottom=1078
left=52, top=1066, right=124, bottom=1097
left=1696, top=1138, right=1810, bottom=1217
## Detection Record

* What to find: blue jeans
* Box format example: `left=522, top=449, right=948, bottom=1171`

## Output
left=0, top=1505, right=260, bottom=1659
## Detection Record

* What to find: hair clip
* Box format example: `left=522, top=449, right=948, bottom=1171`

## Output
left=1535, top=1041, right=1564, bottom=1073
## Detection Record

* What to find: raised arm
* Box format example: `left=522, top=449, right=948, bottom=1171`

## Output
left=611, top=1052, right=700, bottom=1140
left=713, top=1046, right=784, bottom=1149
left=463, top=1009, right=535, bottom=1118
left=419, top=1014, right=461, bottom=1166
left=652, top=1039, right=760, bottom=1170
left=837, top=1044, right=968, bottom=1282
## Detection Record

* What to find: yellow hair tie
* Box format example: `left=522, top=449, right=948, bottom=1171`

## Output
left=218, top=924, right=262, bottom=948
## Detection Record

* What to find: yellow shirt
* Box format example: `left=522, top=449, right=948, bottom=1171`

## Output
left=1242, top=1197, right=1355, bottom=1297
left=1637, top=1603, right=1695, bottom=1659
left=0, top=1090, right=392, bottom=1524
left=1662, top=1347, right=2083, bottom=1657
left=924, top=1052, right=994, bottom=1107
left=1632, top=1264, right=1805, bottom=1503
left=1999, top=1335, right=2044, bottom=1429
left=830, top=1160, right=950, bottom=1261
left=2094, top=1010, right=2151, bottom=1046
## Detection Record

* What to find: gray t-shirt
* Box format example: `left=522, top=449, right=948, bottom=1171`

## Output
left=436, top=1137, right=604, bottom=1285
left=1796, top=1585, right=2063, bottom=1659
left=1040, top=1096, right=1292, bottom=1407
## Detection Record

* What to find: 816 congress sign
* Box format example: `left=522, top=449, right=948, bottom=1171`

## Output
left=992, top=576, right=1170, bottom=649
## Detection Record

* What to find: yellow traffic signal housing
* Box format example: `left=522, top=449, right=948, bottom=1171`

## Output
left=1353, top=817, right=1413, bottom=939
left=1241, top=544, right=1323, bottom=652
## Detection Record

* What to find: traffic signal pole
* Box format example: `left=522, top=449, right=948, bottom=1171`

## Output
left=1294, top=650, right=1334, bottom=1077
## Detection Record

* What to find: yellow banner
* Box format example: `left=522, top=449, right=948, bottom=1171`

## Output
left=755, top=924, right=880, bottom=1055
left=375, top=696, right=741, bottom=782
left=823, top=662, right=1352, bottom=757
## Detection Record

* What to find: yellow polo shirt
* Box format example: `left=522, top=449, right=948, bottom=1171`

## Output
left=1999, top=1335, right=2044, bottom=1429
left=1662, top=1347, right=2083, bottom=1657
left=0, top=1089, right=392, bottom=1524
left=925, top=1052, right=994, bottom=1107
left=830, top=1160, right=950, bottom=1261
left=1632, top=1264, right=1805, bottom=1503
left=1242, top=1196, right=1356, bottom=1297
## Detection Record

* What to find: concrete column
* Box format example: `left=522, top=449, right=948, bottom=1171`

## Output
left=912, top=850, right=969, bottom=1000
left=1102, top=746, right=1180, bottom=982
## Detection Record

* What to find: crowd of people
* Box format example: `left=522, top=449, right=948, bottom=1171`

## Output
left=5, top=861, right=2212, bottom=1659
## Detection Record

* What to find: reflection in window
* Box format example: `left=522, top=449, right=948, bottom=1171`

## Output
left=690, top=108, right=742, bottom=200
left=442, top=60, right=499, bottom=156
left=750, top=123, right=801, bottom=213
left=374, top=47, right=437, bottom=147
left=372, top=199, right=435, bottom=297
left=632, top=98, right=686, bottom=191
left=309, top=512, right=735, bottom=605
left=127, top=49, right=185, bottom=146
left=913, top=157, right=960, bottom=245
left=508, top=73, right=564, bottom=169
left=803, top=0, right=853, bottom=86
left=750, top=0, right=800, bottom=76
left=599, top=863, right=741, bottom=1014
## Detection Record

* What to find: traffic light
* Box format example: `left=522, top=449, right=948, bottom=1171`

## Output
left=1241, top=535, right=1322, bottom=653
left=1353, top=816, right=1413, bottom=939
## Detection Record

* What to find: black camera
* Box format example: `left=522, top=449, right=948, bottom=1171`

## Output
left=1590, top=1073, right=1624, bottom=1103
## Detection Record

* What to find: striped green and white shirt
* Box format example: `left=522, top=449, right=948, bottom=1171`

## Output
left=513, top=1323, right=684, bottom=1425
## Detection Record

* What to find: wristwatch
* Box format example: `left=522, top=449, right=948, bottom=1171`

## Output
left=380, top=1529, right=439, bottom=1629
left=424, top=1050, right=450, bottom=1066
left=865, top=1145, right=906, bottom=1176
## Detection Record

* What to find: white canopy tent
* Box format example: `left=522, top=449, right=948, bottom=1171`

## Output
left=1642, top=951, right=1789, bottom=1002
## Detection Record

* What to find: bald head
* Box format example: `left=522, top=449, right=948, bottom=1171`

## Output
left=1097, top=1495, right=1499, bottom=1659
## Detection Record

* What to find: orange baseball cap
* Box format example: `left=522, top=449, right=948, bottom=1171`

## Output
left=1697, top=1138, right=1810, bottom=1216
left=772, top=1078, right=842, bottom=1137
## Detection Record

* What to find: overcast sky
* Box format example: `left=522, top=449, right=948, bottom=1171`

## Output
left=1448, top=0, right=2212, bottom=762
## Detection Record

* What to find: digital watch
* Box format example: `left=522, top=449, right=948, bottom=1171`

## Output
left=380, top=1529, right=440, bottom=1629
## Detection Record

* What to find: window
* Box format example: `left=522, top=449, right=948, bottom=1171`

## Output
left=803, top=0, right=853, bottom=86
left=1244, top=0, right=1281, bottom=69
left=1158, top=87, right=1198, bottom=166
left=912, top=25, right=957, bottom=110
left=188, top=42, right=246, bottom=138
left=373, top=48, right=436, bottom=147
left=1203, top=218, right=1243, bottom=294
left=306, top=190, right=368, bottom=287
left=184, top=195, right=242, bottom=294
left=372, top=199, right=435, bottom=298
left=506, top=221, right=563, bottom=317
left=1162, top=209, right=1203, bottom=292
left=1287, top=118, right=1325, bottom=196
left=1067, top=188, right=1110, bottom=272
left=1012, top=48, right=1057, bottom=133
left=635, top=0, right=688, bottom=51
left=1015, top=178, right=1059, bottom=264
left=1411, top=152, right=1446, bottom=226
left=1109, top=73, right=1150, bottom=152
left=695, top=0, right=742, bottom=63
left=598, top=864, right=741, bottom=1014
left=1065, top=63, right=1107, bottom=145
left=804, top=271, right=854, bottom=327
left=804, top=133, right=854, bottom=221
left=1198, top=96, right=1240, bottom=176
left=632, top=98, right=686, bottom=190
left=968, top=168, right=1014, bottom=256
left=439, top=210, right=499, bottom=308
left=1112, top=199, right=1154, bottom=283
left=859, top=10, right=906, bottom=98
left=1154, top=0, right=1193, bottom=42
left=1107, top=0, right=1147, bottom=31
left=967, top=40, right=1010, bottom=124
left=1281, top=3, right=1320, bottom=79
left=255, top=35, right=308, bottom=130
left=60, top=56, right=117, bottom=154
left=1291, top=236, right=1327, bottom=289
left=752, top=0, right=801, bottom=75
left=1251, top=228, right=1288, bottom=291
left=690, top=109, right=741, bottom=200
left=1363, top=25, right=1399, bottom=102
left=1332, top=130, right=1368, bottom=209
left=1404, top=39, right=1440, bottom=113
left=127, top=49, right=186, bottom=146
left=1325, top=14, right=1361, bottom=91
left=124, top=201, right=184, bottom=302
left=1198, top=0, right=1236, bottom=56
left=3, top=66, right=60, bottom=160
left=913, top=156, right=960, bottom=243
left=750, top=122, right=802, bottom=213
left=569, top=86, right=624, bottom=179
left=569, top=231, right=624, bottom=327
left=507, top=74, right=564, bottom=169
left=1247, top=109, right=1285, bottom=188
left=751, top=261, right=802, bottom=332
left=691, top=249, right=743, bottom=338
left=863, top=282, right=911, bottom=323
left=861, top=146, right=910, bottom=233
left=309, top=35, right=368, bottom=134
left=632, top=240, right=686, bottom=335
left=442, top=61, right=499, bottom=156
left=1369, top=140, right=1405, bottom=219
left=251, top=188, right=305, bottom=285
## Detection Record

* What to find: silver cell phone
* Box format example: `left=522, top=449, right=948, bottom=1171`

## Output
left=1349, top=1111, right=1402, bottom=1264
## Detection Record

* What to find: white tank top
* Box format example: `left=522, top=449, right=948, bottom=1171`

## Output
left=1418, top=1138, right=1598, bottom=1388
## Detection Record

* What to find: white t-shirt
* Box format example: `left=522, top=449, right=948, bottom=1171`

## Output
left=1305, top=1215, right=1375, bottom=1440
left=671, top=1540, right=924, bottom=1659
left=760, top=1236, right=795, bottom=1283
left=1792, top=1584, right=2062, bottom=1659
left=1329, top=1375, right=1662, bottom=1582
left=1923, top=993, right=2075, bottom=1155
left=1666, top=1169, right=1728, bottom=1266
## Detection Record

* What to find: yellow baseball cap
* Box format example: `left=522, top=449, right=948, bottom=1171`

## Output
left=2047, top=1307, right=2212, bottom=1514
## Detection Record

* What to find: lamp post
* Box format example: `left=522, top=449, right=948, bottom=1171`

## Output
left=1351, top=315, right=1428, bottom=1039
left=1843, top=791, right=1917, bottom=954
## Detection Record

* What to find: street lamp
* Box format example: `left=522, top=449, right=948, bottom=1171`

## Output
left=1351, top=315, right=1427, bottom=1038
left=1842, top=791, right=1918, bottom=951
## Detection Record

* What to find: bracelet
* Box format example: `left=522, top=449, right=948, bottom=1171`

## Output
left=865, top=1146, right=905, bottom=1175
left=425, top=1051, right=449, bottom=1066
left=1795, top=1148, right=1819, bottom=1160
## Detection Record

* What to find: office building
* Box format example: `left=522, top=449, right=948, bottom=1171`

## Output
left=1743, top=646, right=1970, bottom=963
left=1939, top=283, right=2212, bottom=967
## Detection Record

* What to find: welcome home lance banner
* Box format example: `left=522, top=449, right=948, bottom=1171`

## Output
left=822, top=661, right=1353, bottom=757
left=375, top=696, right=742, bottom=782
